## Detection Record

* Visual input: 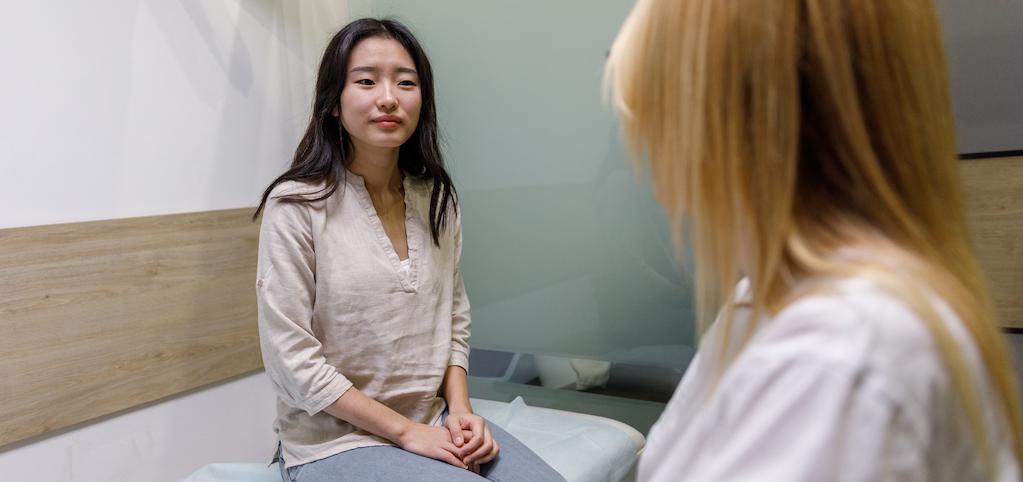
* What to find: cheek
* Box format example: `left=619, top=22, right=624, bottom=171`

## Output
left=403, top=93, right=422, bottom=118
left=339, top=111, right=356, bottom=135
left=338, top=95, right=366, bottom=129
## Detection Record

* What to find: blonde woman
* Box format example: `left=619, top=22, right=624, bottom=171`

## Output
left=605, top=0, right=1023, bottom=480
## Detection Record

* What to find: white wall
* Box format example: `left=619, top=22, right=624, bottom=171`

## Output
left=0, top=1, right=351, bottom=481
left=0, top=0, right=350, bottom=229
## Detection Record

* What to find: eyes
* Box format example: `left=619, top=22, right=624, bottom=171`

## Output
left=353, top=78, right=418, bottom=87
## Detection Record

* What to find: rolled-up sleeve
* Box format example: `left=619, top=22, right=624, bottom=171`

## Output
left=256, top=194, right=353, bottom=415
left=448, top=216, right=471, bottom=371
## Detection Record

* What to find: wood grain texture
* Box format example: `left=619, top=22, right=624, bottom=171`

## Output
left=0, top=209, right=262, bottom=447
left=962, top=156, right=1023, bottom=328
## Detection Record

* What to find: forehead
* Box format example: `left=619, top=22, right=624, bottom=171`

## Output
left=347, top=36, right=416, bottom=71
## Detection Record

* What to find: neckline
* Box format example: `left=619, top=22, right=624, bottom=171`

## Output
left=347, top=170, right=420, bottom=293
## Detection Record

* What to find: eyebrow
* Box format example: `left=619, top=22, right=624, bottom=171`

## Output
left=348, top=66, right=418, bottom=75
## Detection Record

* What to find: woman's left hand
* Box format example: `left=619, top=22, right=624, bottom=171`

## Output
left=444, top=411, right=500, bottom=470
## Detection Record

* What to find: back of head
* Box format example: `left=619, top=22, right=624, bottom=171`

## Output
left=606, top=0, right=1022, bottom=473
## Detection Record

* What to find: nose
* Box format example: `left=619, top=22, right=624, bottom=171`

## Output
left=377, top=85, right=397, bottom=112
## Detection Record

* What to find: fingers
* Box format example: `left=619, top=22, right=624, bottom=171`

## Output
left=460, top=424, right=485, bottom=455
left=468, top=416, right=484, bottom=438
left=434, top=416, right=503, bottom=470
left=440, top=441, right=470, bottom=469
left=440, top=439, right=463, bottom=456
left=477, top=440, right=500, bottom=465
left=464, top=424, right=494, bottom=465
left=444, top=418, right=464, bottom=447
left=434, top=447, right=467, bottom=469
left=400, top=424, right=471, bottom=470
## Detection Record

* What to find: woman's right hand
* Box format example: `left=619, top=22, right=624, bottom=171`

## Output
left=397, top=422, right=467, bottom=469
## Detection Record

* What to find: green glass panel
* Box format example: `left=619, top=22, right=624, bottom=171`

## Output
left=362, top=2, right=696, bottom=421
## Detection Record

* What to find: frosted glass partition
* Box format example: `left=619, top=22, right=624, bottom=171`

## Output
left=364, top=0, right=697, bottom=377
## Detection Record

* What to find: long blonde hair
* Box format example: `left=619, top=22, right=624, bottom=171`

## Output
left=606, top=0, right=1022, bottom=474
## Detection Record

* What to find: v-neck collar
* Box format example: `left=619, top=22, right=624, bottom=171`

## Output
left=345, top=170, right=420, bottom=293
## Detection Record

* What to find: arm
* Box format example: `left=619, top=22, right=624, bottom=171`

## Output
left=443, top=215, right=472, bottom=413
left=448, top=216, right=471, bottom=370
left=441, top=365, right=473, bottom=416
left=257, top=195, right=352, bottom=415
left=440, top=216, right=499, bottom=469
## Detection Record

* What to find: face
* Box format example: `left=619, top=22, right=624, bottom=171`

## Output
left=337, top=36, right=422, bottom=153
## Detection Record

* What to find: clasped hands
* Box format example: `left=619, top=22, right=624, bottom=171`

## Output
left=397, top=411, right=500, bottom=473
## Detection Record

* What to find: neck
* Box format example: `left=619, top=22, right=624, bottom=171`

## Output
left=349, top=145, right=403, bottom=195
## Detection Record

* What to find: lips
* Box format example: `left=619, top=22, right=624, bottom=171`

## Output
left=371, top=115, right=402, bottom=130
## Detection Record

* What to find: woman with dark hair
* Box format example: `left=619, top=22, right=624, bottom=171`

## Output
left=255, top=18, right=564, bottom=482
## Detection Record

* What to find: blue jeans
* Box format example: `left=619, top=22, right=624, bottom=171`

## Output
left=277, top=416, right=565, bottom=482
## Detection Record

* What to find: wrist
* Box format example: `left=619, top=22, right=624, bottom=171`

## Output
left=391, top=418, right=416, bottom=445
left=446, top=402, right=473, bottom=415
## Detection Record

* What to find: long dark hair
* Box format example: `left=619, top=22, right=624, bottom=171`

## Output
left=254, top=18, right=457, bottom=245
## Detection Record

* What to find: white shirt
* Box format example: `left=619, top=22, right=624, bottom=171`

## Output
left=639, top=277, right=1019, bottom=482
left=256, top=173, right=471, bottom=468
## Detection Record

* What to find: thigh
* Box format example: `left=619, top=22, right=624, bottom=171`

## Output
left=290, top=445, right=486, bottom=482
left=479, top=419, right=567, bottom=482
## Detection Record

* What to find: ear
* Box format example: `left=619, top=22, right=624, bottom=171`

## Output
left=331, top=106, right=339, bottom=117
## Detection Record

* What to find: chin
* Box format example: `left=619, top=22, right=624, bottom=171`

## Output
left=373, top=139, right=408, bottom=149
left=373, top=134, right=413, bottom=148
left=349, top=130, right=414, bottom=151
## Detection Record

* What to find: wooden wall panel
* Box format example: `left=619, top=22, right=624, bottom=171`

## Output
left=0, top=209, right=262, bottom=447
left=962, top=156, right=1023, bottom=328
